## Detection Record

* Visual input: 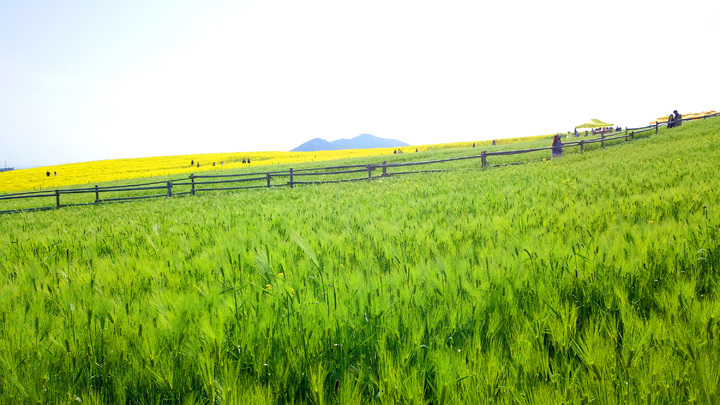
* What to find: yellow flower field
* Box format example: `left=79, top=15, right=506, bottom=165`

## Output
left=0, top=136, right=549, bottom=193
left=649, top=110, right=717, bottom=124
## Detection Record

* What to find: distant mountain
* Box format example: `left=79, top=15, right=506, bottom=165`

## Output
left=291, top=134, right=409, bottom=152
left=291, top=138, right=336, bottom=152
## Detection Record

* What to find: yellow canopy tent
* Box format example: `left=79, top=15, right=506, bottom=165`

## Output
left=575, top=119, right=613, bottom=128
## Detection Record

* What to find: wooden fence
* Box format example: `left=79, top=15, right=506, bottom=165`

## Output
left=1, top=113, right=717, bottom=215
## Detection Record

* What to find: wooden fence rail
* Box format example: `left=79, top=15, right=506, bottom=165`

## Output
left=2, top=113, right=717, bottom=215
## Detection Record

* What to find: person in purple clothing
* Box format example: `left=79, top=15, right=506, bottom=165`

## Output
left=552, top=134, right=563, bottom=158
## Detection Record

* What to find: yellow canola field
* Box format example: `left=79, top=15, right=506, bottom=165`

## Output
left=0, top=136, right=549, bottom=194
left=0, top=149, right=386, bottom=193
left=650, top=110, right=717, bottom=124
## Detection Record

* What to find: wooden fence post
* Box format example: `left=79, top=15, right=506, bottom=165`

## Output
left=289, top=168, right=294, bottom=188
left=266, top=173, right=271, bottom=188
left=382, top=161, right=387, bottom=177
left=655, top=122, right=658, bottom=134
left=367, top=165, right=372, bottom=179
left=481, top=151, right=487, bottom=167
left=95, top=185, right=99, bottom=203
left=166, top=181, right=172, bottom=197
left=631, top=131, right=635, bottom=140
left=190, top=174, right=196, bottom=195
left=579, top=140, right=584, bottom=152
left=55, top=190, right=60, bottom=208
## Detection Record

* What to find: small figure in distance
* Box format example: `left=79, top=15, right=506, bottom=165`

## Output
left=54, top=172, right=57, bottom=176
left=552, top=134, right=563, bottom=158
left=191, top=159, right=194, bottom=166
left=667, top=112, right=675, bottom=128
left=247, top=158, right=251, bottom=164
left=415, top=148, right=418, bottom=152
left=46, top=170, right=50, bottom=177
left=221, top=161, right=224, bottom=166
left=673, top=110, right=682, bottom=127
left=393, top=150, right=397, bottom=154
left=574, top=128, right=579, bottom=137
left=242, top=158, right=246, bottom=163
left=473, top=142, right=476, bottom=147
left=213, top=162, right=216, bottom=166
left=196, top=162, right=200, bottom=168
left=492, top=140, right=496, bottom=145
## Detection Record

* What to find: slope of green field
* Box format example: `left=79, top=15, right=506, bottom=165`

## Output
left=0, top=118, right=719, bottom=404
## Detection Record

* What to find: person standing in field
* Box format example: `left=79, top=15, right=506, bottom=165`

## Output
left=673, top=110, right=682, bottom=127
left=552, top=134, right=563, bottom=158
left=667, top=112, right=675, bottom=128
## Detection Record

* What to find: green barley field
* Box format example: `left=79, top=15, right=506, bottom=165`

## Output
left=1, top=118, right=719, bottom=404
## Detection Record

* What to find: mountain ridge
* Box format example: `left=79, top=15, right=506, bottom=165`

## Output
left=291, top=134, right=409, bottom=152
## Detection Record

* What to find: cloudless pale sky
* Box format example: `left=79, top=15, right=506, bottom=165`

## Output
left=1, top=0, right=718, bottom=168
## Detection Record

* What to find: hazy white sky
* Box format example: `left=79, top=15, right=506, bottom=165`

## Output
left=1, top=0, right=718, bottom=168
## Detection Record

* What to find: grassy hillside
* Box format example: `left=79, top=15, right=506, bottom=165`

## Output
left=0, top=118, right=718, bottom=403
